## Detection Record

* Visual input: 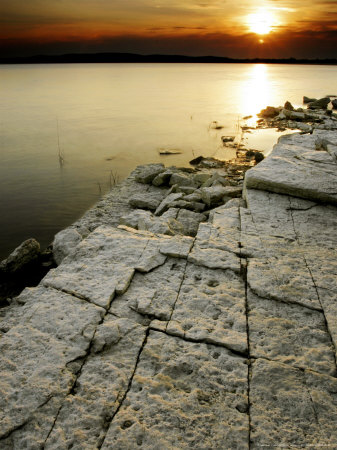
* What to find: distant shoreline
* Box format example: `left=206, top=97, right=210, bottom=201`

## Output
left=1, top=52, right=337, bottom=65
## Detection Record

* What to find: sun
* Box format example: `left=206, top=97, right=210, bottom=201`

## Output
left=247, top=9, right=275, bottom=35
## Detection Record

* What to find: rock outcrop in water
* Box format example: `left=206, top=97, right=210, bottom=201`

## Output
left=0, top=126, right=337, bottom=448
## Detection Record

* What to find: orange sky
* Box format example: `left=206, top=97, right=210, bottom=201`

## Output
left=1, top=0, right=337, bottom=58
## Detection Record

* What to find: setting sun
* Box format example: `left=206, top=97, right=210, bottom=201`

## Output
left=247, top=9, right=275, bottom=35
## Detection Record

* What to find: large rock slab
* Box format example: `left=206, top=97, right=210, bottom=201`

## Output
left=244, top=131, right=337, bottom=205
left=250, top=358, right=337, bottom=448
left=43, top=226, right=153, bottom=308
left=0, top=286, right=104, bottom=441
left=109, top=258, right=187, bottom=324
left=44, top=317, right=147, bottom=450
left=167, top=264, right=247, bottom=354
left=101, top=331, right=249, bottom=449
left=248, top=290, right=336, bottom=375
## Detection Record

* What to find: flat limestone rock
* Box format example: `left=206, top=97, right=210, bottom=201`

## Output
left=250, top=358, right=337, bottom=448
left=44, top=317, right=147, bottom=450
left=244, top=132, right=337, bottom=205
left=167, top=264, right=247, bottom=353
left=52, top=228, right=82, bottom=265
left=248, top=290, right=336, bottom=376
left=188, top=245, right=241, bottom=273
left=244, top=189, right=296, bottom=239
left=101, top=331, right=249, bottom=449
left=109, top=258, right=187, bottom=323
left=159, top=235, right=194, bottom=259
left=247, top=254, right=321, bottom=310
left=0, top=286, right=104, bottom=440
left=43, top=226, right=150, bottom=308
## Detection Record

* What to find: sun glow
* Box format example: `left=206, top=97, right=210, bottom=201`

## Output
left=247, top=9, right=275, bottom=35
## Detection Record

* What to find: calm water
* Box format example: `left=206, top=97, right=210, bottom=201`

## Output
left=1, top=63, right=337, bottom=259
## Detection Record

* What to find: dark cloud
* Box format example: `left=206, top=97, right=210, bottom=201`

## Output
left=1, top=28, right=336, bottom=59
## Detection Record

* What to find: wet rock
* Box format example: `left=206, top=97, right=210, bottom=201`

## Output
left=0, top=238, right=40, bottom=273
left=303, top=96, right=317, bottom=104
left=258, top=106, right=281, bottom=118
left=332, top=99, right=337, bottom=109
left=284, top=101, right=294, bottom=110
left=308, top=97, right=330, bottom=109
left=221, top=135, right=235, bottom=143
left=135, top=164, right=165, bottom=184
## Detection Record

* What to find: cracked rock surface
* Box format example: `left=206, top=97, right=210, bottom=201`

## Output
left=1, top=129, right=337, bottom=448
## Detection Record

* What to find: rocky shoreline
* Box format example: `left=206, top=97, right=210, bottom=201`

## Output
left=0, top=98, right=337, bottom=448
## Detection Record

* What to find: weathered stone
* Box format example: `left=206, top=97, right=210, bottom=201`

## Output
left=250, top=358, right=337, bottom=448
left=44, top=317, right=147, bottom=450
left=284, top=101, right=294, bottom=110
left=244, top=132, right=337, bottom=205
left=43, top=226, right=151, bottom=308
left=53, top=228, right=82, bottom=265
left=332, top=99, right=337, bottom=109
left=248, top=289, right=336, bottom=375
left=192, top=172, right=211, bottom=185
left=176, top=209, right=206, bottom=236
left=308, top=97, right=330, bottom=109
left=258, top=106, right=280, bottom=118
left=169, top=172, right=197, bottom=187
left=0, top=286, right=104, bottom=440
left=152, top=170, right=173, bottom=186
left=134, top=164, right=165, bottom=184
left=159, top=235, right=194, bottom=259
left=101, top=331, right=249, bottom=449
left=200, top=185, right=229, bottom=207
left=110, top=258, right=187, bottom=323
left=282, top=109, right=305, bottom=121
left=128, top=191, right=165, bottom=210
left=0, top=238, right=40, bottom=273
left=154, top=193, right=183, bottom=215
left=167, top=264, right=247, bottom=353
left=303, top=96, right=317, bottom=104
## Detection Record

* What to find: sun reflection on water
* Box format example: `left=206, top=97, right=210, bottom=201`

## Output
left=240, top=64, right=272, bottom=119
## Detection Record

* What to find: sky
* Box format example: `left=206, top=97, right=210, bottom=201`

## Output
left=1, top=0, right=337, bottom=59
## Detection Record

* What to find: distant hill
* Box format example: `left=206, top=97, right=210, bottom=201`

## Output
left=1, top=53, right=336, bottom=65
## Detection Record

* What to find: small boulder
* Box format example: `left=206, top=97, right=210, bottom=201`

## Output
left=129, top=192, right=164, bottom=210
left=200, top=185, right=229, bottom=207
left=303, top=96, right=317, bottom=104
left=189, top=156, right=204, bottom=165
left=53, top=229, right=82, bottom=265
left=284, top=101, right=294, bottom=111
left=176, top=209, right=207, bottom=237
left=155, top=193, right=184, bottom=216
left=257, top=106, right=281, bottom=118
left=135, top=164, right=165, bottom=184
left=308, top=97, right=330, bottom=110
left=169, top=172, right=197, bottom=188
left=0, top=238, right=40, bottom=273
left=152, top=170, right=173, bottom=187
left=221, top=136, right=235, bottom=143
left=332, top=99, right=337, bottom=109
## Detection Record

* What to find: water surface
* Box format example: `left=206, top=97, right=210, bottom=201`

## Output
left=1, top=63, right=337, bottom=259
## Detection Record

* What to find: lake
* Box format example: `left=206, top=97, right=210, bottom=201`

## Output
left=1, top=63, right=337, bottom=259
